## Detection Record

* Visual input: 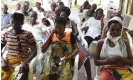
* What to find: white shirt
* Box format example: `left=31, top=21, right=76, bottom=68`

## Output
left=65, top=21, right=72, bottom=32
left=22, top=22, right=47, bottom=41
left=84, top=17, right=101, bottom=38
left=107, top=42, right=124, bottom=58
left=33, top=7, right=44, bottom=20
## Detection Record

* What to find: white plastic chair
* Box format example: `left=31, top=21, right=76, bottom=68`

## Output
left=73, top=54, right=79, bottom=80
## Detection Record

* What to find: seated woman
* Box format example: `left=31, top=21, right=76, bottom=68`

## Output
left=81, top=8, right=104, bottom=48
left=101, top=17, right=133, bottom=55
left=40, top=17, right=79, bottom=80
left=95, top=17, right=133, bottom=80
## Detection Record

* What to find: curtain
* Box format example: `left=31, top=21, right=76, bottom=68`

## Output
left=129, top=0, right=133, bottom=15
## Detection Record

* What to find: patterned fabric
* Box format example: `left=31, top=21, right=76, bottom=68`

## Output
left=1, top=29, right=36, bottom=58
left=99, top=66, right=133, bottom=80
left=1, top=29, right=35, bottom=80
left=1, top=56, right=23, bottom=80
left=40, top=32, right=74, bottom=80
left=46, top=11, right=56, bottom=21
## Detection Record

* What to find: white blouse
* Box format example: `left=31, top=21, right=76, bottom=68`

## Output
left=22, top=23, right=46, bottom=42
left=84, top=17, right=101, bottom=38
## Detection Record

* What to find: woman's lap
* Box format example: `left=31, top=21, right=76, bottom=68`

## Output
left=40, top=62, right=73, bottom=80
left=98, top=66, right=133, bottom=80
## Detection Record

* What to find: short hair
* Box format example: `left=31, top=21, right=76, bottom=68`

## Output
left=60, top=7, right=71, bottom=16
left=2, top=4, right=8, bottom=9
left=42, top=18, right=50, bottom=25
left=108, top=20, right=122, bottom=29
left=95, top=8, right=103, bottom=16
left=55, top=17, right=66, bottom=25
left=29, top=11, right=37, bottom=17
left=16, top=2, right=21, bottom=6
left=24, top=1, right=30, bottom=5
left=83, top=1, right=90, bottom=9
left=91, top=4, right=97, bottom=10
left=51, top=2, right=57, bottom=7
left=59, top=2, right=64, bottom=6
left=11, top=12, right=24, bottom=25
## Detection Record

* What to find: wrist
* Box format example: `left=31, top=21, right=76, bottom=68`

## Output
left=67, top=55, right=72, bottom=59
left=118, top=57, right=122, bottom=61
left=104, top=59, right=109, bottom=65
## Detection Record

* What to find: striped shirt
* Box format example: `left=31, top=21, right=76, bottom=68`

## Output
left=1, top=29, right=36, bottom=58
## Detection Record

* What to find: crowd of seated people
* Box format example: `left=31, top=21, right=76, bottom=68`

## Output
left=1, top=0, right=133, bottom=80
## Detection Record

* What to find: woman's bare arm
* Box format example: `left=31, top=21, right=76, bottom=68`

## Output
left=41, top=32, right=53, bottom=53
left=94, top=39, right=109, bottom=66
left=24, top=43, right=37, bottom=64
left=64, top=44, right=79, bottom=61
left=71, top=44, right=79, bottom=57
left=118, top=41, right=133, bottom=66
left=71, top=21, right=79, bottom=37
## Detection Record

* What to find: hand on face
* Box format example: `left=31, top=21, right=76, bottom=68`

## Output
left=100, top=15, right=104, bottom=21
left=55, top=23, right=65, bottom=36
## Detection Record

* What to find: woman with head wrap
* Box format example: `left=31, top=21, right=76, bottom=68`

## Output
left=40, top=17, right=79, bottom=80
left=95, top=17, right=133, bottom=80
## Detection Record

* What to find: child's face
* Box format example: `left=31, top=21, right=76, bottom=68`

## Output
left=42, top=20, right=47, bottom=26
left=96, top=11, right=103, bottom=19
left=29, top=13, right=37, bottom=24
left=55, top=23, right=65, bottom=35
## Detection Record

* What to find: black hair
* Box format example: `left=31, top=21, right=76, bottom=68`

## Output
left=55, top=17, right=66, bottom=25
left=59, top=2, right=64, bottom=6
left=95, top=8, right=103, bottom=17
left=91, top=4, right=97, bottom=10
left=2, top=4, right=8, bottom=9
left=60, top=7, right=71, bottom=17
left=11, top=12, right=24, bottom=25
left=108, top=20, right=122, bottom=29
left=29, top=11, right=37, bottom=17
left=83, top=1, right=91, bottom=9
left=17, top=3, right=21, bottom=6
left=24, top=1, right=30, bottom=5
left=42, top=18, right=50, bottom=26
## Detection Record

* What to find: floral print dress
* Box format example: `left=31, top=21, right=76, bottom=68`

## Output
left=40, top=32, right=74, bottom=80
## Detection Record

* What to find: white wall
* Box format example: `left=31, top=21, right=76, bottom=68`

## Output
left=128, top=15, right=133, bottom=31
